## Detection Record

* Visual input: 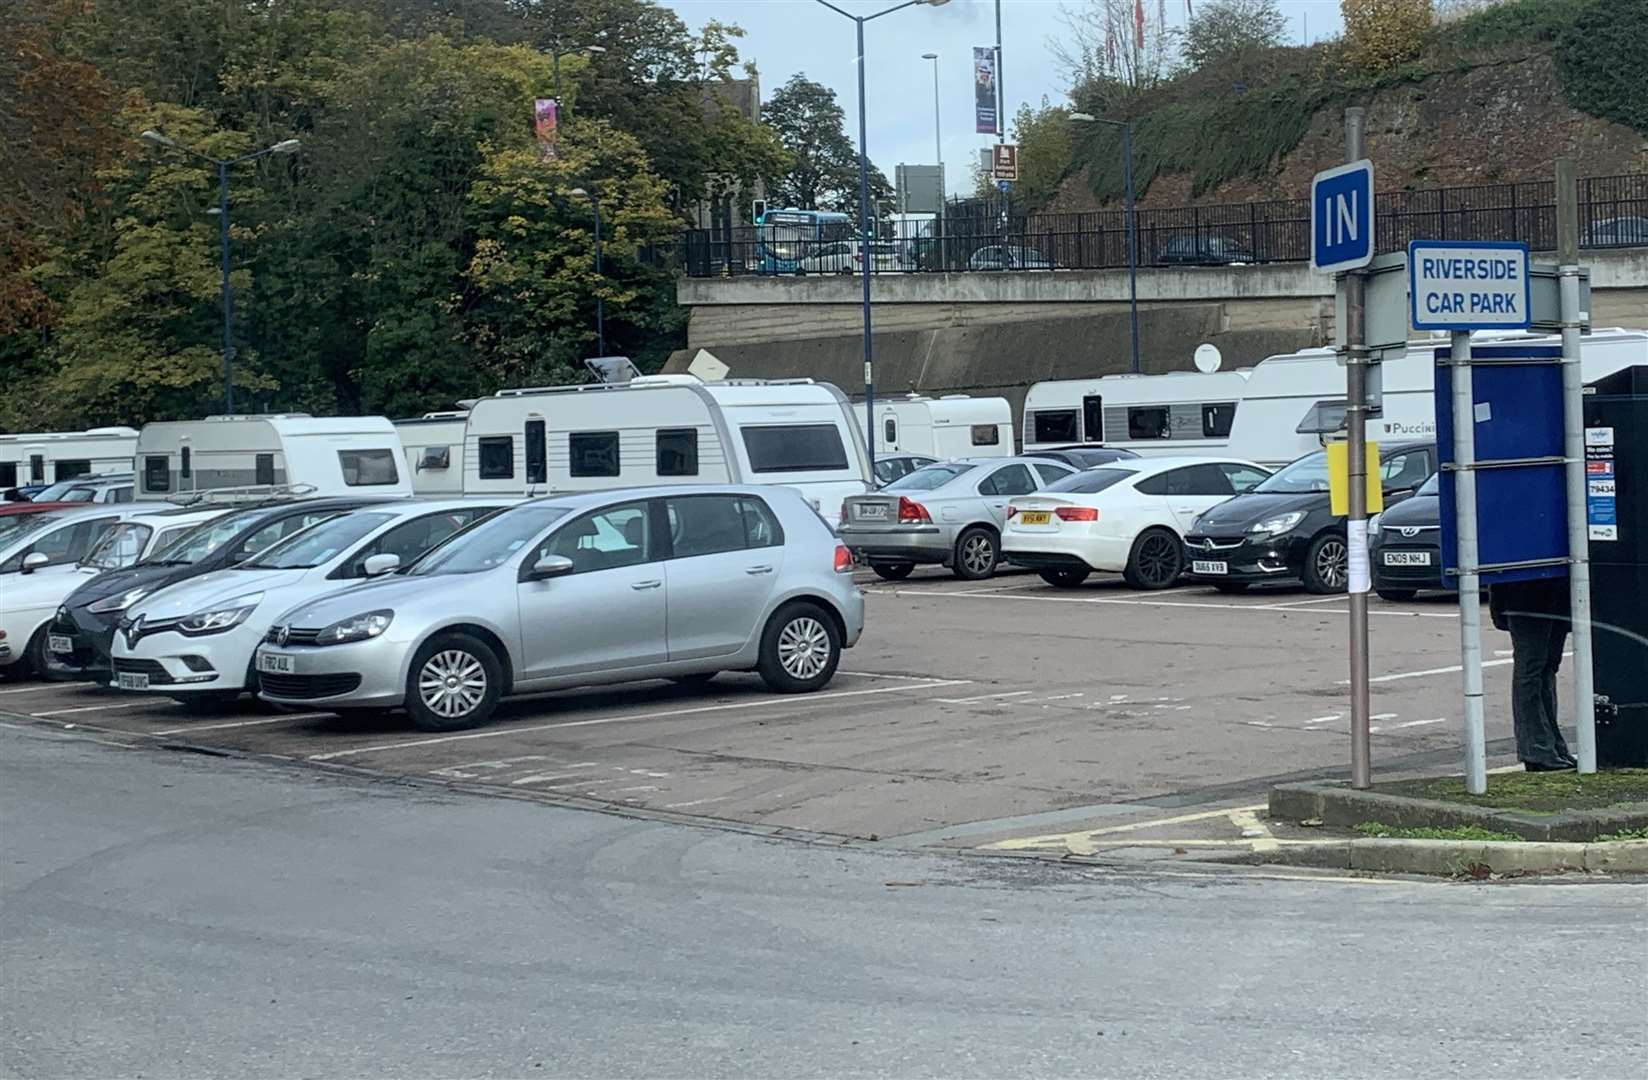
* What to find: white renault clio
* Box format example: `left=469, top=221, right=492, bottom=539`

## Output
left=110, top=500, right=502, bottom=705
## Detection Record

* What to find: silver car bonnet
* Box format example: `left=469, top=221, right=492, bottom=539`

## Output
left=270, top=572, right=483, bottom=630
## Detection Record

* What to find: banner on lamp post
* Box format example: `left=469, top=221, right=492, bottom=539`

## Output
left=534, top=98, right=559, bottom=160
left=973, top=47, right=998, bottom=135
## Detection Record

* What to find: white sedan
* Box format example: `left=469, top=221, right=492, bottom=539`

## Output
left=1002, top=456, right=1271, bottom=590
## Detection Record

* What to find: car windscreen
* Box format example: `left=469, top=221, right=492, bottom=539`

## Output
left=885, top=463, right=974, bottom=491
left=1041, top=467, right=1137, bottom=494
left=0, top=513, right=64, bottom=550
left=1255, top=450, right=1331, bottom=494
left=147, top=508, right=265, bottom=565
left=243, top=512, right=395, bottom=570
left=409, top=504, right=573, bottom=576
left=80, top=522, right=150, bottom=570
left=1418, top=472, right=1440, bottom=497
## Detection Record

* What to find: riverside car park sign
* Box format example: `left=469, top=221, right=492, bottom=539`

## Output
left=1408, top=241, right=1532, bottom=331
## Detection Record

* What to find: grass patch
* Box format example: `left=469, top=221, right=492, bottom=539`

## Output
left=1594, top=826, right=1648, bottom=843
left=1375, top=769, right=1648, bottom=814
left=1355, top=822, right=1521, bottom=842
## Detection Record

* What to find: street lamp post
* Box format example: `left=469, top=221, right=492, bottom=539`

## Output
left=569, top=188, right=605, bottom=357
left=921, top=53, right=942, bottom=169
left=552, top=44, right=606, bottom=120
left=810, top=0, right=951, bottom=475
left=1069, top=112, right=1140, bottom=375
left=139, top=131, right=301, bottom=413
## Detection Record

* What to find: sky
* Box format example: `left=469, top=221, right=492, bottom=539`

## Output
left=660, top=0, right=1347, bottom=196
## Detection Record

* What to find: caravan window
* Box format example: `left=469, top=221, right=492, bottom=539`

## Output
left=29, top=455, right=44, bottom=483
left=0, top=463, right=15, bottom=487
left=884, top=418, right=897, bottom=444
left=1127, top=407, right=1171, bottom=440
left=339, top=449, right=400, bottom=487
left=741, top=425, right=849, bottom=473
left=54, top=459, right=91, bottom=481
left=656, top=429, right=699, bottom=476
left=478, top=436, right=514, bottom=480
left=1031, top=410, right=1079, bottom=444
left=143, top=455, right=170, bottom=492
left=255, top=453, right=275, bottom=487
left=971, top=424, right=1000, bottom=447
left=1296, top=400, right=1349, bottom=435
left=1202, top=403, right=1236, bottom=439
left=569, top=432, right=620, bottom=477
left=1083, top=396, right=1104, bottom=441
left=524, top=420, right=547, bottom=485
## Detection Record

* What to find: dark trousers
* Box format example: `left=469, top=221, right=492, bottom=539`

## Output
left=1507, top=613, right=1572, bottom=767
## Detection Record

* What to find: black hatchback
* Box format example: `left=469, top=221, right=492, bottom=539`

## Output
left=1183, top=441, right=1437, bottom=593
left=45, top=496, right=381, bottom=681
left=1369, top=472, right=1443, bottom=600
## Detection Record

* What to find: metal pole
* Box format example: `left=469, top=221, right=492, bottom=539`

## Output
left=1343, top=107, right=1372, bottom=790
left=593, top=196, right=605, bottom=357
left=930, top=57, right=942, bottom=166
left=218, top=160, right=234, bottom=414
left=994, top=0, right=1004, bottom=144
left=553, top=50, right=561, bottom=107
left=855, top=15, right=876, bottom=470
left=1556, top=158, right=1597, bottom=773
left=1451, top=329, right=1488, bottom=794
left=1123, top=121, right=1140, bottom=375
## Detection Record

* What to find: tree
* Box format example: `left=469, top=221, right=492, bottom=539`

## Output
left=1052, top=0, right=1178, bottom=99
left=1003, top=101, right=1077, bottom=211
left=1182, top=0, right=1287, bottom=70
left=1341, top=0, right=1435, bottom=72
left=761, top=75, right=891, bottom=217
left=1558, top=0, right=1648, bottom=135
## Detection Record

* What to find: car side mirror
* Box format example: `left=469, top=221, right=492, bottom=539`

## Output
left=527, top=554, right=575, bottom=581
left=362, top=553, right=401, bottom=577
left=20, top=552, right=49, bottom=574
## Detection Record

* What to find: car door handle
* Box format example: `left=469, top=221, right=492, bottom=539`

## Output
left=630, top=579, right=662, bottom=591
left=745, top=565, right=774, bottom=575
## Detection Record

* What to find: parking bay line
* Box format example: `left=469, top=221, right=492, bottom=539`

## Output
left=32, top=701, right=156, bottom=718
left=151, top=713, right=330, bottom=736
left=307, top=679, right=972, bottom=762
left=902, top=590, right=1459, bottom=619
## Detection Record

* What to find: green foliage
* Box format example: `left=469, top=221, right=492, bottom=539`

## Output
left=1182, top=0, right=1289, bottom=71
left=1354, top=822, right=1522, bottom=841
left=1342, top=0, right=1437, bottom=73
left=1593, top=826, right=1648, bottom=842
left=761, top=75, right=892, bottom=218
left=1006, top=102, right=1078, bottom=211
left=1557, top=0, right=1648, bottom=134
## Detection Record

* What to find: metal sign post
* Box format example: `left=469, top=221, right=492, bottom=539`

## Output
left=1448, top=328, right=1489, bottom=794
left=1313, top=111, right=1376, bottom=789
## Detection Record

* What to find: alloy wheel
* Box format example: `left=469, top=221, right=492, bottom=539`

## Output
left=418, top=649, right=487, bottom=719
left=1316, top=538, right=1349, bottom=590
left=777, top=617, right=831, bottom=680
left=960, top=534, right=994, bottom=576
left=1137, top=533, right=1180, bottom=587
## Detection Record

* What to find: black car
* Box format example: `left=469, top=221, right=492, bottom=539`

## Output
left=1024, top=445, right=1141, bottom=469
left=1369, top=471, right=1443, bottom=600
left=45, top=496, right=380, bottom=681
left=873, top=452, right=938, bottom=486
left=1183, top=441, right=1437, bottom=593
left=1155, top=234, right=1253, bottom=266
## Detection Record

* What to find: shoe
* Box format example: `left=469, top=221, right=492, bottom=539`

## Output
left=1524, top=760, right=1576, bottom=772
left=1558, top=753, right=1578, bottom=768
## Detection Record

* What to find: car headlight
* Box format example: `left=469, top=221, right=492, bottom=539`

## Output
left=179, top=593, right=263, bottom=636
left=314, top=610, right=394, bottom=646
left=1368, top=513, right=1382, bottom=538
left=1248, top=511, right=1307, bottom=537
left=89, top=586, right=152, bottom=614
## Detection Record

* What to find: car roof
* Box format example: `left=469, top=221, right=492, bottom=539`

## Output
left=516, top=485, right=806, bottom=512
left=1111, top=455, right=1267, bottom=475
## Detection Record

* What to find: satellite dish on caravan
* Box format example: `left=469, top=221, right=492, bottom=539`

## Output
left=585, top=356, right=641, bottom=384
left=687, top=348, right=730, bottom=382
left=1194, top=343, right=1223, bottom=373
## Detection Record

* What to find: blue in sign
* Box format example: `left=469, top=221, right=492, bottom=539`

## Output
left=1311, top=159, right=1374, bottom=272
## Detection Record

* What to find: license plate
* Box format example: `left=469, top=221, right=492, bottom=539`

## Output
left=855, top=504, right=888, bottom=520
left=1192, top=560, right=1229, bottom=575
left=1383, top=551, right=1433, bottom=566
left=258, top=651, right=296, bottom=674
left=116, top=672, right=149, bottom=691
left=1018, top=511, right=1052, bottom=525
left=48, top=634, right=74, bottom=654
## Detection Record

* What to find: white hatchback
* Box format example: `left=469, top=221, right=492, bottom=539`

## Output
left=1002, top=456, right=1271, bottom=590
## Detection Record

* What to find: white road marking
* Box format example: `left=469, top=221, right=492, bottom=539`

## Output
left=933, top=690, right=1033, bottom=705
left=32, top=701, right=154, bottom=717
left=1351, top=650, right=1572, bottom=685
left=507, top=772, right=585, bottom=786
left=1263, top=596, right=1351, bottom=609
left=151, top=713, right=328, bottom=736
left=1036, top=692, right=1086, bottom=702
left=901, top=589, right=1458, bottom=618
left=615, top=785, right=659, bottom=794
left=838, top=671, right=961, bottom=682
left=1392, top=717, right=1448, bottom=729
left=307, top=679, right=971, bottom=762
left=1305, top=714, right=1341, bottom=725
left=0, top=684, right=69, bottom=695
left=663, top=796, right=731, bottom=810
left=430, top=755, right=551, bottom=780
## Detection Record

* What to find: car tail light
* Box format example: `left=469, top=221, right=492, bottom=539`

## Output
left=1006, top=505, right=1020, bottom=519
left=896, top=497, right=931, bottom=523
left=1055, top=506, right=1099, bottom=522
left=840, top=500, right=851, bottom=523
left=833, top=545, right=854, bottom=573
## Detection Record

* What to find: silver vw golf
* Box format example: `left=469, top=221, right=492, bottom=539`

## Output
left=255, top=486, right=865, bottom=730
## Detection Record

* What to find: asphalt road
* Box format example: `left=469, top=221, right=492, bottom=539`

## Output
left=3, top=722, right=1644, bottom=1079
left=2, top=571, right=1544, bottom=847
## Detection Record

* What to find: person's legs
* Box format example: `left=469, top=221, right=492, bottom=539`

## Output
left=1509, top=613, right=1566, bottom=767
left=1543, top=621, right=1573, bottom=761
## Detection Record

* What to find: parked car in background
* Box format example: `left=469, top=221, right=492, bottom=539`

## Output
left=1022, top=445, right=1141, bottom=470
left=255, top=487, right=863, bottom=730
left=1183, top=441, right=1436, bottom=594
left=0, top=505, right=135, bottom=677
left=1155, top=235, right=1253, bottom=266
left=48, top=497, right=383, bottom=683
left=1369, top=472, right=1444, bottom=601
left=1586, top=216, right=1648, bottom=247
left=111, top=500, right=501, bottom=706
left=873, top=452, right=939, bottom=487
left=968, top=245, right=1053, bottom=271
left=839, top=457, right=1077, bottom=581
left=1003, top=457, right=1271, bottom=589
left=28, top=472, right=134, bottom=504
left=799, top=241, right=906, bottom=274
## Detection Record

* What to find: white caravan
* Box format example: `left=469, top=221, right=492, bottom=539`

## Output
left=0, top=427, right=137, bottom=489
left=134, top=415, right=413, bottom=501
left=460, top=375, right=872, bottom=526
left=1227, top=327, right=1648, bottom=466
left=393, top=411, right=470, bottom=495
left=852, top=395, right=1014, bottom=460
left=1021, top=371, right=1251, bottom=457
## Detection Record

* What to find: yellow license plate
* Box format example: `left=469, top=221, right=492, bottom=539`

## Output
left=1018, top=511, right=1052, bottom=525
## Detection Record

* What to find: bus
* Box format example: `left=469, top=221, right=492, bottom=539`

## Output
left=755, top=208, right=851, bottom=275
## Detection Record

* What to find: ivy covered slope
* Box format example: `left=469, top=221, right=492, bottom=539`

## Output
left=1010, top=0, right=1646, bottom=214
